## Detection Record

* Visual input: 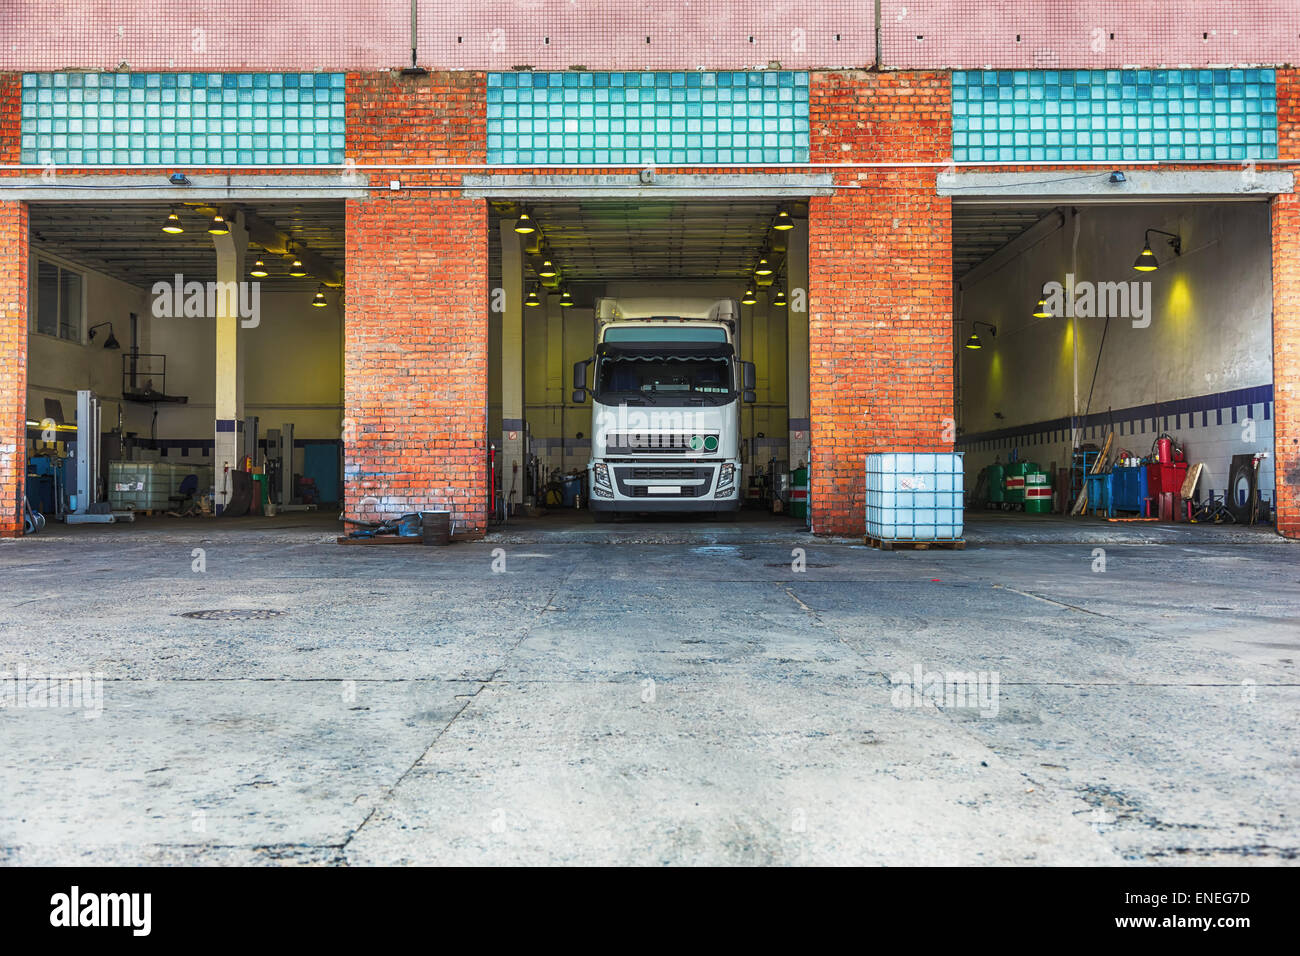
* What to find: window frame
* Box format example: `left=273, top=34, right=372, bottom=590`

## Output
left=31, top=254, right=86, bottom=344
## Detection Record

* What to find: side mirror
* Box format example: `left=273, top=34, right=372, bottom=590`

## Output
left=572, top=358, right=591, bottom=403
left=743, top=389, right=756, bottom=404
left=742, top=361, right=756, bottom=390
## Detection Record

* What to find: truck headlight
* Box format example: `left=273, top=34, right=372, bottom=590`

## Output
left=593, top=463, right=614, bottom=498
left=714, top=463, right=736, bottom=499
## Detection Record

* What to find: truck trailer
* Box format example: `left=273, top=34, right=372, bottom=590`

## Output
left=572, top=296, right=756, bottom=521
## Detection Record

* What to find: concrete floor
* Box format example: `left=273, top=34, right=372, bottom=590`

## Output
left=1, top=510, right=1296, bottom=865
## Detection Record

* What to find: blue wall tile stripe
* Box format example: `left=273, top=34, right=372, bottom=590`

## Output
left=952, top=69, right=1278, bottom=162
left=486, top=71, right=810, bottom=165
left=956, top=384, right=1273, bottom=447
left=20, top=72, right=346, bottom=166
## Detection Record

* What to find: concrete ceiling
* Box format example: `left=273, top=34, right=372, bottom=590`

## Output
left=952, top=205, right=1058, bottom=278
left=492, top=200, right=796, bottom=283
left=27, top=201, right=345, bottom=292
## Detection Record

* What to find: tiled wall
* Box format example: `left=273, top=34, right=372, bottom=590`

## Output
left=953, top=68, right=1278, bottom=162
left=21, top=72, right=346, bottom=166
left=486, top=71, right=809, bottom=165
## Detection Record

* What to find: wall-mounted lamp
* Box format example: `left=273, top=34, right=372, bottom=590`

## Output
left=964, top=321, right=996, bottom=350
left=1108, top=171, right=1127, bottom=184
left=1133, top=228, right=1181, bottom=272
left=168, top=172, right=191, bottom=186
left=88, top=322, right=120, bottom=349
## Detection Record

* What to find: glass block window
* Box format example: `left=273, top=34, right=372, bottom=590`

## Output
left=20, top=73, right=346, bottom=166
left=952, top=69, right=1278, bottom=162
left=486, top=71, right=809, bottom=165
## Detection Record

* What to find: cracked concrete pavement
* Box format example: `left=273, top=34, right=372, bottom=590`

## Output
left=0, top=514, right=1296, bottom=865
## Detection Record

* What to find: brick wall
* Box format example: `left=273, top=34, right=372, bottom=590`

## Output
left=344, top=71, right=490, bottom=536
left=1272, top=69, right=1300, bottom=539
left=807, top=72, right=952, bottom=536
left=344, top=191, right=489, bottom=535
left=0, top=202, right=28, bottom=537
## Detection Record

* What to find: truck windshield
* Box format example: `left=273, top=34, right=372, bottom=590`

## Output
left=596, top=356, right=734, bottom=398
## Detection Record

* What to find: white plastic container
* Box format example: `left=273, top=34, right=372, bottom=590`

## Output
left=865, top=452, right=964, bottom=542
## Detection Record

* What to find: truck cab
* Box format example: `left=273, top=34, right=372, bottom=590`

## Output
left=573, top=297, right=755, bottom=520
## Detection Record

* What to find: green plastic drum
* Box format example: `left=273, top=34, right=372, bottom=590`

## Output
left=985, top=463, right=1005, bottom=504
left=1024, top=471, right=1052, bottom=514
left=790, top=466, right=808, bottom=519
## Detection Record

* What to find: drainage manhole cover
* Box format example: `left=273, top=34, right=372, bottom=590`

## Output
left=180, top=609, right=286, bottom=620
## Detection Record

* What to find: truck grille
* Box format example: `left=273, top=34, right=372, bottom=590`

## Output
left=605, top=432, right=717, bottom=455
left=613, top=466, right=713, bottom=498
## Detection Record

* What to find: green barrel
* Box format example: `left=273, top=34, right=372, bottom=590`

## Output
left=985, top=463, right=1005, bottom=504
left=1003, top=461, right=1030, bottom=505
left=1024, top=471, right=1052, bottom=514
left=790, top=466, right=808, bottom=519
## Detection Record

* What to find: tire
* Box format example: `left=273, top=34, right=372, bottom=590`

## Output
left=1226, top=460, right=1255, bottom=524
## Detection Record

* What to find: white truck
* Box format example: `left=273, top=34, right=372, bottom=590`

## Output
left=572, top=296, right=755, bottom=521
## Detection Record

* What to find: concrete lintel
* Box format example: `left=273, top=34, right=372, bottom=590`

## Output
left=462, top=172, right=836, bottom=199
left=940, top=169, right=1294, bottom=202
left=0, top=174, right=369, bottom=202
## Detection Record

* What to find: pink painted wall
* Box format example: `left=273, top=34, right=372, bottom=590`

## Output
left=0, top=1, right=1295, bottom=72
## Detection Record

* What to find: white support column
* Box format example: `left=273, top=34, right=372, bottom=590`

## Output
left=499, top=219, right=527, bottom=510
left=786, top=218, right=810, bottom=468
left=212, top=212, right=248, bottom=514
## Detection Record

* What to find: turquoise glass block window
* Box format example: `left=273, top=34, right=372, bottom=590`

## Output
left=952, top=69, right=1277, bottom=162
left=20, top=73, right=346, bottom=165
left=486, top=71, right=810, bottom=165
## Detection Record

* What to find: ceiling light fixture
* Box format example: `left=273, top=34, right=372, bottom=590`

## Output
left=288, top=257, right=308, bottom=277
left=249, top=259, right=269, bottom=278
left=538, top=259, right=558, bottom=278
left=161, top=209, right=184, bottom=234
left=525, top=288, right=541, bottom=307
left=88, top=322, right=120, bottom=350
left=754, top=257, right=773, bottom=276
left=965, top=321, right=996, bottom=351
left=1133, top=228, right=1181, bottom=272
left=741, top=287, right=757, bottom=305
left=1033, top=295, right=1053, bottom=319
left=514, top=212, right=536, bottom=234
left=772, top=287, right=787, bottom=308
left=772, top=209, right=795, bottom=231
left=559, top=287, right=574, bottom=307
left=312, top=286, right=328, bottom=308
left=207, top=213, right=229, bottom=235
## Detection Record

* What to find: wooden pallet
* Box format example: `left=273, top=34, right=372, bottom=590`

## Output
left=865, top=536, right=965, bottom=551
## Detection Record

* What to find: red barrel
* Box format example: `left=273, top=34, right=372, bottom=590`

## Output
left=1157, top=437, right=1172, bottom=464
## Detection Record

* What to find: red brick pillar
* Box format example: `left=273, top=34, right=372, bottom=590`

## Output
left=808, top=174, right=953, bottom=536
left=344, top=192, right=489, bottom=537
left=0, top=201, right=27, bottom=537
left=1273, top=191, right=1300, bottom=539
left=807, top=70, right=952, bottom=536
